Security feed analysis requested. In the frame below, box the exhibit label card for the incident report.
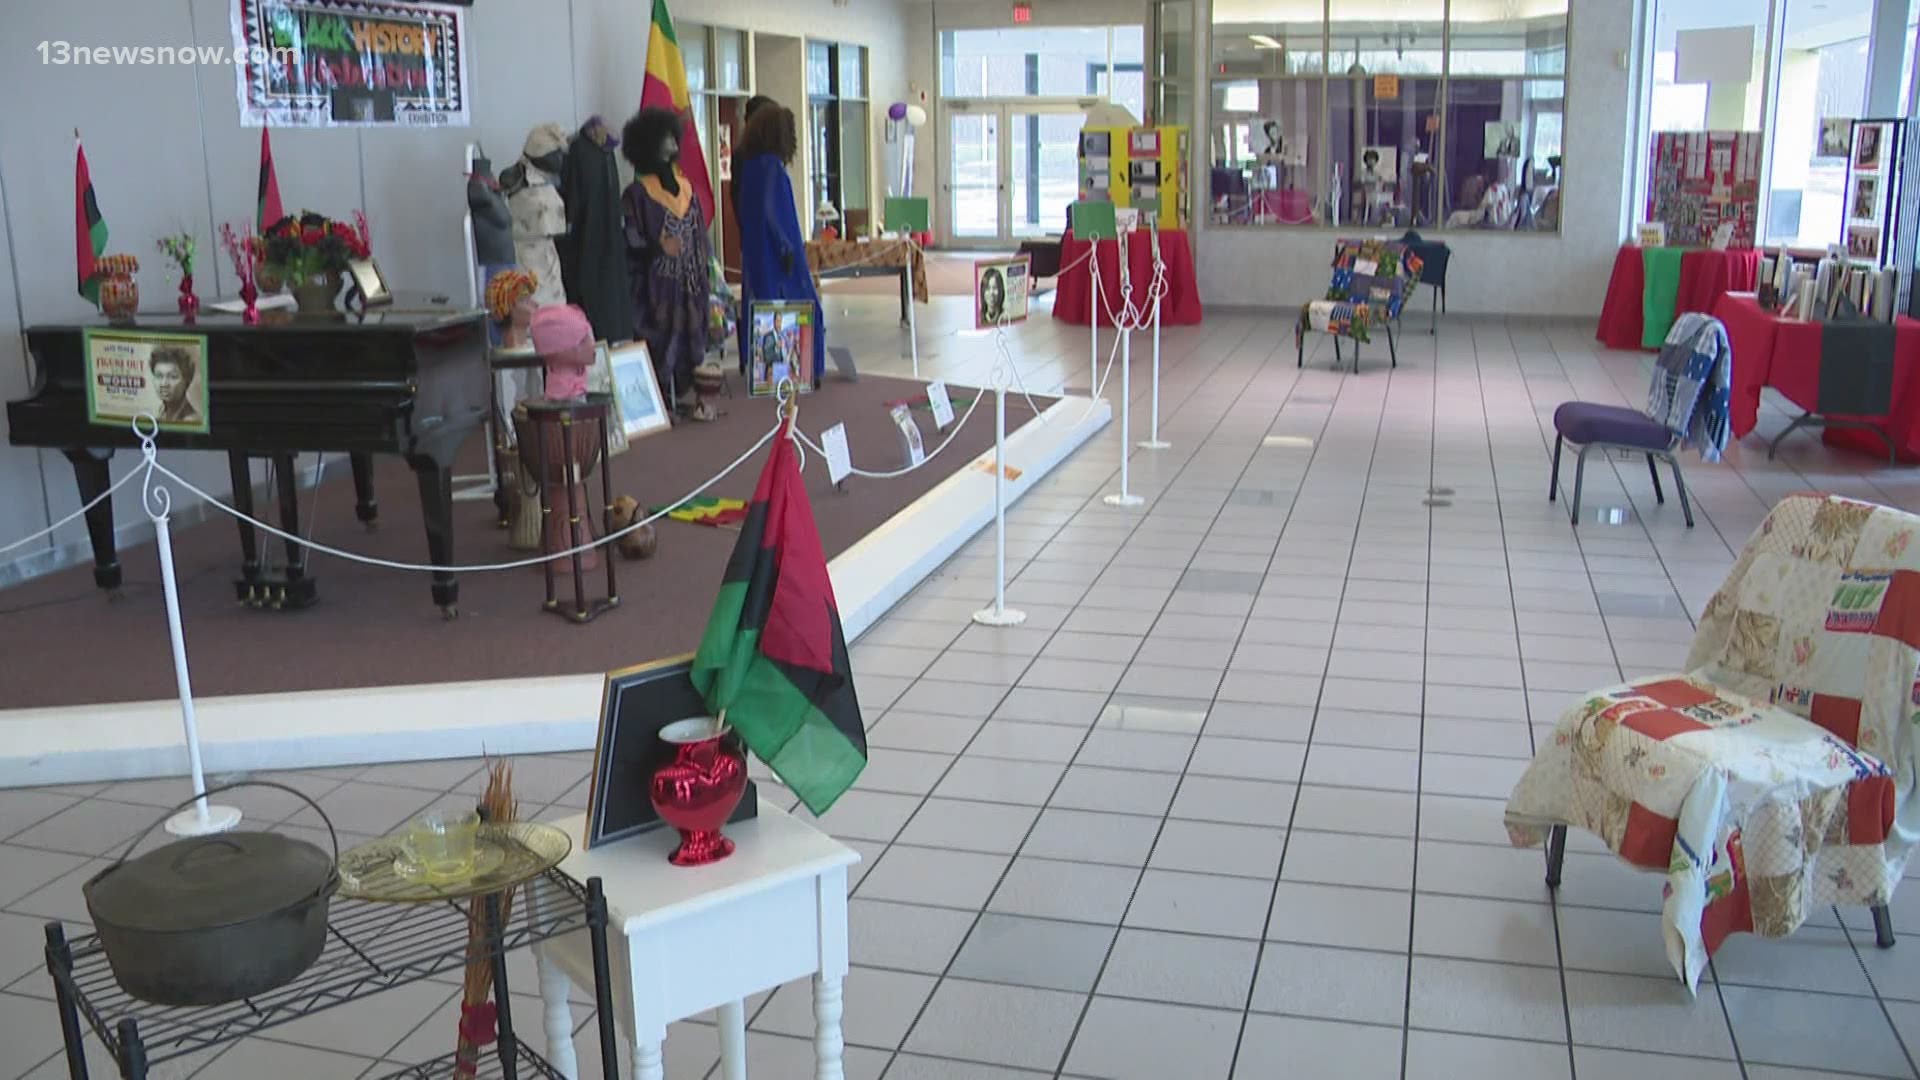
[822,423,852,485]
[926,380,956,429]
[84,328,211,434]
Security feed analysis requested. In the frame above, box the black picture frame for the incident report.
[584,653,759,850]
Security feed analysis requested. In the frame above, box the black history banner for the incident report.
[233,0,469,127]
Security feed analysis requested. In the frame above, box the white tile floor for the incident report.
[7,280,1920,1077]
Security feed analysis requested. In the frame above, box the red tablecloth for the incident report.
[1713,292,1920,460]
[1053,228,1204,328]
[1597,245,1762,350]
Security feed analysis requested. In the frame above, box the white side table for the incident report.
[532,804,860,1080]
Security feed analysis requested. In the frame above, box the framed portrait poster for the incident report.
[608,341,670,441]
[584,654,758,850]
[974,256,1032,329]
[84,328,211,434]
[748,301,817,397]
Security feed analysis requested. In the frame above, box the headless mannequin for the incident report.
[503,124,569,309]
[561,116,634,343]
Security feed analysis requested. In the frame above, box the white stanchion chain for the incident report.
[0,465,141,556]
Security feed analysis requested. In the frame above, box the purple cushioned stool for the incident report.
[1549,402,1694,528]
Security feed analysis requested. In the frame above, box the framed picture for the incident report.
[346,257,391,306]
[607,341,670,441]
[1484,120,1522,158]
[1820,117,1854,159]
[1636,221,1668,247]
[585,340,629,455]
[748,301,816,397]
[974,255,1032,330]
[1847,223,1883,262]
[583,654,758,850]
[1855,123,1885,171]
[83,328,210,434]
[1129,128,1160,156]
[1851,174,1881,221]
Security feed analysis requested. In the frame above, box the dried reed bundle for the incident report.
[453,758,518,1078]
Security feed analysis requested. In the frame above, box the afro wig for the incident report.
[622,108,684,175]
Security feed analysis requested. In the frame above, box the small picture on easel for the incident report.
[1855,123,1884,171]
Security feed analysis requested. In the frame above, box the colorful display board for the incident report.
[1078,125,1189,230]
[1842,118,1907,269]
[1645,131,1762,249]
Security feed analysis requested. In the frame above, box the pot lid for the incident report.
[85,831,336,934]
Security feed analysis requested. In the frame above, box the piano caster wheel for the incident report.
[104,588,126,604]
[440,605,459,620]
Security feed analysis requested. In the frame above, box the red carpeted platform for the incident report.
[0,371,1044,709]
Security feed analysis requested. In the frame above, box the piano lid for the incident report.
[26,291,483,336]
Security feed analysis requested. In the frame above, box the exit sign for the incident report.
[1012,2,1032,22]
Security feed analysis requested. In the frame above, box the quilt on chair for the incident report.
[1505,493,1920,990]
[1295,239,1422,346]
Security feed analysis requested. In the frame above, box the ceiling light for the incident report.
[1249,34,1285,49]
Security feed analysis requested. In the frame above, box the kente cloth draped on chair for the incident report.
[1295,238,1423,345]
[1505,494,1920,990]
[1645,312,1733,462]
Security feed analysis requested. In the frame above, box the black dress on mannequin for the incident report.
[559,116,634,343]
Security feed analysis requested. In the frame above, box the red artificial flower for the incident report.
[301,226,323,245]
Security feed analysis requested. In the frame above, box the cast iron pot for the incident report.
[82,781,339,1007]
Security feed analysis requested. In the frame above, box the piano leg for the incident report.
[349,452,379,530]
[227,452,262,604]
[272,453,316,610]
[62,448,121,593]
[412,458,460,617]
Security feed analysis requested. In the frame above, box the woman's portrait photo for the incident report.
[979,267,1006,326]
[973,257,1030,330]
[149,346,201,425]
[1856,124,1883,171]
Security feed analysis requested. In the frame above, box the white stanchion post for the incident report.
[1104,233,1144,509]
[1139,232,1170,451]
[1087,246,1098,396]
[907,279,921,379]
[135,420,240,837]
[972,363,1026,627]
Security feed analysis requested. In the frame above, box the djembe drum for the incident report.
[511,395,620,623]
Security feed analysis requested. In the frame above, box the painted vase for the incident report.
[98,275,138,322]
[648,718,747,866]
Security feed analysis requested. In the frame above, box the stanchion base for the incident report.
[972,606,1029,626]
[164,804,243,837]
[1103,493,1146,507]
[1137,439,1172,450]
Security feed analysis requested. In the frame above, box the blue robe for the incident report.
[734,153,824,383]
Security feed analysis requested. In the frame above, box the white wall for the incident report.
[0,0,908,583]
[1195,0,1643,315]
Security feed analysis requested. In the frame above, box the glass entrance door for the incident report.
[946,104,1088,245]
[1008,110,1086,239]
[948,108,1001,240]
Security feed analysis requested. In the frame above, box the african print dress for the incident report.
[623,168,711,397]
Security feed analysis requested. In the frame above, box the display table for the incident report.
[807,236,928,324]
[1053,228,1204,327]
[1712,292,1920,461]
[1597,245,1762,350]
[533,805,859,1080]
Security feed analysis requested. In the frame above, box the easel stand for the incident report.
[1103,231,1144,509]
[972,366,1027,627]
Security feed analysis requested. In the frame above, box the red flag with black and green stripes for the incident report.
[691,419,865,814]
[75,137,107,304]
[257,127,285,231]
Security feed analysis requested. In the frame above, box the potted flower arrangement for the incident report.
[261,210,371,314]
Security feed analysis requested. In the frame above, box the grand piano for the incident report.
[6,295,490,614]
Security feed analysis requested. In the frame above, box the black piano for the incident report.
[6,295,490,614]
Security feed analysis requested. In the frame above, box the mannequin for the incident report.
[560,116,634,343]
[468,153,516,267]
[486,269,540,350]
[502,124,569,308]
[532,303,595,400]
[622,107,714,420]
[733,103,824,385]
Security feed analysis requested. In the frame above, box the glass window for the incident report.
[842,101,870,216]
[1208,0,1567,232]
[1766,1,1874,247]
[1649,0,1769,134]
[941,26,1148,110]
[1156,0,1192,82]
[807,42,833,97]
[681,23,708,95]
[840,45,868,99]
[714,28,747,93]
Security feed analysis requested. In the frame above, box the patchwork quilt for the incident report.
[1646,312,1733,463]
[1506,493,1920,990]
[1296,239,1423,346]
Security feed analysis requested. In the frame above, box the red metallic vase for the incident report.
[649,718,747,866]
